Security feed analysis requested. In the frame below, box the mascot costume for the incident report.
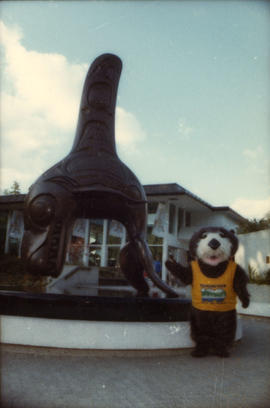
[166,227,250,357]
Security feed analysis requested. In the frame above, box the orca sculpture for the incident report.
[22,53,178,298]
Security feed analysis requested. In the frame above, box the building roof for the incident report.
[0,194,25,203]
[212,206,247,222]
[144,183,246,222]
[0,184,246,222]
[144,183,212,208]
[0,194,25,210]
[144,183,187,195]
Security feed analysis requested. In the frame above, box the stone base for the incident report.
[0,291,242,350]
[0,315,242,350]
[0,290,190,321]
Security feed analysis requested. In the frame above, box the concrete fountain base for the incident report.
[0,291,242,349]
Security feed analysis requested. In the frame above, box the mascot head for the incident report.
[189,227,238,266]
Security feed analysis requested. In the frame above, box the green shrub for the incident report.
[0,254,48,292]
[248,264,270,285]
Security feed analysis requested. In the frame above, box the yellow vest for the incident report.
[191,260,237,312]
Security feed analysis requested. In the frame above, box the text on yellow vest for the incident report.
[191,260,237,312]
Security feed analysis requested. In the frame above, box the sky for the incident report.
[0,0,269,220]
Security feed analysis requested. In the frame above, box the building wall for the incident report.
[191,212,239,231]
[176,212,240,249]
[1,203,244,282]
[235,229,270,277]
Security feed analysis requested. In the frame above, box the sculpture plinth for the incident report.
[21,53,178,298]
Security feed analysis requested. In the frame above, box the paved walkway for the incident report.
[1,315,270,408]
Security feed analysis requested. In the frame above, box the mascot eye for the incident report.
[201,233,207,239]
[29,195,55,227]
[219,232,226,238]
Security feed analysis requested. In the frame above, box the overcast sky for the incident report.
[0,1,269,219]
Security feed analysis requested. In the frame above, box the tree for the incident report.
[3,181,21,195]
[237,214,270,234]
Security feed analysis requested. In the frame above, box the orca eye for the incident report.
[29,195,55,227]
[219,232,226,238]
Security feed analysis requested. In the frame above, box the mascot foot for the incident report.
[191,347,209,358]
[214,347,230,358]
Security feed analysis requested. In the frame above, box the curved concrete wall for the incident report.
[0,315,242,349]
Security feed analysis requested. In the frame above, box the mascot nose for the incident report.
[208,238,220,250]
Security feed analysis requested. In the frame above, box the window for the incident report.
[67,218,127,272]
[147,226,163,245]
[107,220,124,245]
[169,204,176,234]
[67,218,102,266]
[88,246,101,266]
[177,208,184,232]
[88,220,103,266]
[185,212,191,227]
[108,247,121,267]
[147,226,163,276]
[89,219,103,245]
[0,211,8,254]
[148,201,159,214]
[106,220,125,271]
[68,235,84,265]
[6,210,24,256]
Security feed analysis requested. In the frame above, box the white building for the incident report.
[144,183,246,281]
[0,183,246,283]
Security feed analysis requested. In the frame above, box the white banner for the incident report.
[72,218,86,238]
[8,210,24,239]
[152,203,167,238]
[109,220,123,238]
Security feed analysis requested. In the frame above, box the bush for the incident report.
[0,254,48,292]
[248,264,270,285]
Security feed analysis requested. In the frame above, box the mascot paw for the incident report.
[242,299,250,309]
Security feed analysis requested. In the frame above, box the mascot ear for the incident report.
[228,229,239,257]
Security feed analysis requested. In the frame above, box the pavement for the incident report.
[1,315,270,408]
